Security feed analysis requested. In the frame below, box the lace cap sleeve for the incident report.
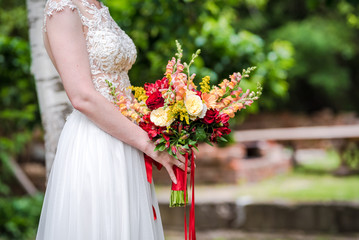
[43,0,79,32]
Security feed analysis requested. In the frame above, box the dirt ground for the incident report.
[165,230,359,240]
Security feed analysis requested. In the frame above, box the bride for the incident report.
[36,0,189,239]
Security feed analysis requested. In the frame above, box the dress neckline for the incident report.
[82,0,105,11]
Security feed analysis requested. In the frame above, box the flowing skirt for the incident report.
[36,110,164,240]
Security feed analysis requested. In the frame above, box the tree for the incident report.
[26,0,72,179]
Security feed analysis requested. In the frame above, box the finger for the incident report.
[175,160,191,172]
[176,152,186,164]
[175,160,184,170]
[165,164,177,184]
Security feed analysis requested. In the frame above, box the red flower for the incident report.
[171,146,177,154]
[139,121,157,140]
[163,134,170,142]
[148,129,158,139]
[203,109,219,124]
[146,91,165,110]
[195,90,202,97]
[218,126,231,135]
[144,77,169,96]
[210,126,231,142]
[216,113,230,124]
[142,114,151,123]
[139,117,165,140]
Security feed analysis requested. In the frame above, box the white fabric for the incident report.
[36,0,165,239]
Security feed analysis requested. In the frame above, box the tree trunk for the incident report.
[26,0,73,181]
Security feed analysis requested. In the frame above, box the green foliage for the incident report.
[0,6,28,39]
[338,0,359,29]
[0,1,40,201]
[270,17,356,111]
[0,35,39,161]
[104,0,294,113]
[0,36,38,134]
[0,194,43,240]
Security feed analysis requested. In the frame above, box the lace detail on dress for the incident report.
[43,0,137,102]
[43,0,77,32]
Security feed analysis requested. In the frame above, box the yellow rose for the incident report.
[150,107,175,127]
[184,94,203,117]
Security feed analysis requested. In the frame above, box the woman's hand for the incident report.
[145,143,191,184]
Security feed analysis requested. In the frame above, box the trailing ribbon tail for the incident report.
[189,151,196,240]
[144,154,162,221]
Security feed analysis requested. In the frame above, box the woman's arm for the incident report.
[45,8,187,183]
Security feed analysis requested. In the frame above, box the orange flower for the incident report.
[232,102,244,112]
[210,87,225,99]
[174,73,187,83]
[165,57,176,76]
[216,102,225,110]
[202,92,217,109]
[223,108,235,118]
[228,81,236,89]
[221,96,232,106]
[219,79,229,90]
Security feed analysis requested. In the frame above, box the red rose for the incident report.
[216,113,230,124]
[203,109,219,124]
[146,91,165,110]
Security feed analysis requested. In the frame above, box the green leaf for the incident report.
[188,139,197,145]
[205,139,214,146]
[183,144,190,149]
[154,144,161,152]
[218,136,228,142]
[159,144,166,152]
[196,127,207,142]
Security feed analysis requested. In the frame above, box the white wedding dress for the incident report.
[36,0,165,239]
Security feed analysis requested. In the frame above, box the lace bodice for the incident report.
[43,0,137,101]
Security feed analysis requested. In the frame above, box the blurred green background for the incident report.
[1,0,359,239]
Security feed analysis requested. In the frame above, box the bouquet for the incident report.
[109,41,262,239]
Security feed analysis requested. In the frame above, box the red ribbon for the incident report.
[183,152,188,240]
[152,206,157,220]
[144,154,162,221]
[179,151,196,240]
[189,152,196,240]
[144,154,162,184]
[171,163,187,191]
[144,152,196,239]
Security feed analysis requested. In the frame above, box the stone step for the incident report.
[165,229,359,240]
[158,199,359,233]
